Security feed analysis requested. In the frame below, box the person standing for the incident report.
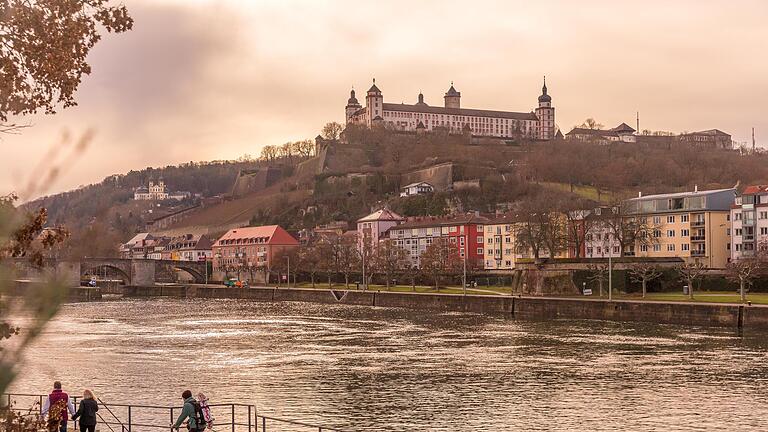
[41,381,76,432]
[171,390,206,432]
[72,389,99,432]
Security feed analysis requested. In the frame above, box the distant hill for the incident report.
[22,127,768,258]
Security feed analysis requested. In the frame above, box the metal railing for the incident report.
[2,393,342,432]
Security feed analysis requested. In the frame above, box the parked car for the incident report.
[224,279,248,288]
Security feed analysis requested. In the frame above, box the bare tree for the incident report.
[260,145,278,161]
[676,261,706,300]
[586,263,609,297]
[514,193,565,260]
[601,204,658,257]
[420,237,461,290]
[297,243,321,287]
[628,263,663,298]
[375,239,409,290]
[579,118,604,130]
[335,234,360,288]
[321,122,344,140]
[402,264,421,292]
[726,258,762,302]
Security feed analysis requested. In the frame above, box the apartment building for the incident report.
[482,215,518,270]
[357,208,405,249]
[387,214,489,268]
[625,188,735,268]
[212,225,299,274]
[730,185,768,260]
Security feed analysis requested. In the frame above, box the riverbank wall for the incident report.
[121,285,768,329]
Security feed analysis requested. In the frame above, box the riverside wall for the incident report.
[121,285,768,329]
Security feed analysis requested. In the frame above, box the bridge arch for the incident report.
[81,264,130,285]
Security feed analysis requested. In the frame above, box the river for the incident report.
[10,297,768,431]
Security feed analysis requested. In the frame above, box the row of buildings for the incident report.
[133,180,193,201]
[120,185,765,279]
[343,78,733,149]
[356,186,764,270]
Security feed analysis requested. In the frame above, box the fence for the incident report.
[2,393,342,432]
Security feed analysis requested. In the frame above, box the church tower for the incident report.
[535,76,555,140]
[345,88,362,124]
[444,82,461,109]
[365,79,383,127]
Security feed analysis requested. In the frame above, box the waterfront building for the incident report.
[387,214,488,268]
[730,185,768,260]
[345,78,556,140]
[211,225,299,274]
[166,234,214,262]
[482,215,518,270]
[357,208,405,248]
[625,187,735,268]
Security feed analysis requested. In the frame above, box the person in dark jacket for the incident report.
[72,389,99,432]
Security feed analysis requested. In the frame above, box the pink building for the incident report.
[357,208,405,248]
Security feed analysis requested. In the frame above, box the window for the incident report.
[735,212,742,220]
[681,229,689,237]
[681,214,689,222]
[477,248,483,254]
[477,236,483,243]
[613,246,620,254]
[761,227,768,236]
[487,238,493,244]
[667,230,675,237]
[653,216,661,224]
[736,228,743,236]
[487,249,493,255]
[653,230,662,238]
[640,245,648,252]
[682,244,690,251]
[667,216,675,223]
[653,244,661,252]
[587,247,593,255]
[667,244,676,252]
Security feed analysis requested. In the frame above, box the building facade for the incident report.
[134,180,169,200]
[730,185,768,260]
[387,215,488,268]
[166,234,214,261]
[211,225,299,275]
[357,208,405,248]
[345,78,555,140]
[625,188,735,268]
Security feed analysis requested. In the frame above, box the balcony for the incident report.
[743,219,756,226]
[690,235,706,242]
[691,250,706,256]
[743,235,755,242]
[691,221,706,227]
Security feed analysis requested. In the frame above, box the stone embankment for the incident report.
[115,285,768,330]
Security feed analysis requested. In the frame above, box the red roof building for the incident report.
[212,225,298,274]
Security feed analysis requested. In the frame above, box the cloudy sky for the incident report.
[2,0,767,199]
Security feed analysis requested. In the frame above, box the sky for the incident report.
[2,0,767,200]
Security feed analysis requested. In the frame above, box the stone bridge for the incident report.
[11,257,208,286]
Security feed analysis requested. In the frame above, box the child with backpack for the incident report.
[196,393,214,430]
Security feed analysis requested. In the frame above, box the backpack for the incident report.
[188,400,207,431]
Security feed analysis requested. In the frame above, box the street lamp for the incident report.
[462,234,467,295]
[608,235,613,302]
[284,254,291,288]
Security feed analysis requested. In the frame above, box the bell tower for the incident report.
[365,78,383,127]
[345,88,362,124]
[535,76,555,140]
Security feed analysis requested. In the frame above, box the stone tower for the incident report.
[345,88,362,124]
[444,82,461,109]
[365,79,383,127]
[535,76,555,140]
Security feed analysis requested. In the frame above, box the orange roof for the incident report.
[215,225,298,246]
[742,185,768,195]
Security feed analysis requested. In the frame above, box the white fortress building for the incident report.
[345,78,555,140]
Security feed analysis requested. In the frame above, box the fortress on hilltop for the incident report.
[344,77,556,140]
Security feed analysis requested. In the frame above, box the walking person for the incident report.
[171,390,207,432]
[40,381,76,432]
[72,389,99,432]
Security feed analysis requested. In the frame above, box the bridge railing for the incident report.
[2,393,343,432]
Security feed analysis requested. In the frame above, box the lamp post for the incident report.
[215,252,222,283]
[284,254,290,288]
[462,234,467,295]
[608,236,613,302]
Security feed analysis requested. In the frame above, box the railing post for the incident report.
[39,395,43,414]
[248,406,252,432]
[262,416,266,432]
[170,407,174,428]
[127,405,132,432]
[231,404,235,432]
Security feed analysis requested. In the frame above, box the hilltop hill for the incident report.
[20,126,768,257]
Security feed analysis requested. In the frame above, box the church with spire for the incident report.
[344,78,556,140]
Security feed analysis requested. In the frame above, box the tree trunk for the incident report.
[688,277,694,300]
[345,274,349,289]
[740,279,746,302]
[311,274,315,288]
[642,279,647,299]
[385,275,390,290]
[411,277,416,291]
[598,279,604,297]
[327,274,332,288]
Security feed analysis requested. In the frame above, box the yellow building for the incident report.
[483,216,518,270]
[625,188,735,268]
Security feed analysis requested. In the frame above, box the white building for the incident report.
[731,185,768,260]
[356,208,405,248]
[400,182,434,197]
[345,78,556,140]
[134,180,169,200]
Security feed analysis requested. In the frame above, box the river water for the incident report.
[10,298,768,431]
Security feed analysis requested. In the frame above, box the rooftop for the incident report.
[382,103,538,121]
[358,208,405,223]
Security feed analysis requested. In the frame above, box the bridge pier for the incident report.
[130,260,156,286]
